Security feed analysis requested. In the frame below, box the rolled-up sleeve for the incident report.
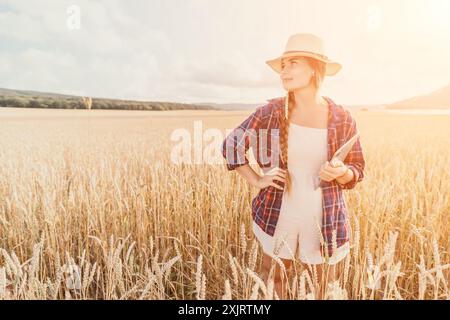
[222,107,263,171]
[337,111,365,190]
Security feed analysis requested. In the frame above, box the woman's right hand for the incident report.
[255,167,287,190]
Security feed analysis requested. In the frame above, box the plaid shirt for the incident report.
[222,96,365,259]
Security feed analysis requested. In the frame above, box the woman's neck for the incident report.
[292,87,326,111]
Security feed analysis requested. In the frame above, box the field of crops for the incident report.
[0,107,448,299]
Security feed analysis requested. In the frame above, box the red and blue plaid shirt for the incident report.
[222,96,366,259]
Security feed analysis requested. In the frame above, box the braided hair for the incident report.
[278,57,327,196]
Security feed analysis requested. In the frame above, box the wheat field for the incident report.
[0,107,448,300]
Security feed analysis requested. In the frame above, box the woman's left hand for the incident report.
[318,159,348,182]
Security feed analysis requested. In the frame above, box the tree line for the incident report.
[0,95,218,111]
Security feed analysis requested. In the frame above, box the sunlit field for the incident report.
[0,107,448,300]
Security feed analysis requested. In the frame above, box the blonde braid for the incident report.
[279,91,295,195]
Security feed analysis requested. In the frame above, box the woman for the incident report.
[222,33,365,299]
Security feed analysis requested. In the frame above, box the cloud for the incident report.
[0,0,170,99]
[0,0,285,104]
[0,0,449,105]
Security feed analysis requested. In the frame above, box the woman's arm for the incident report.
[318,110,365,189]
[222,105,286,190]
[222,107,262,171]
[335,165,354,185]
[318,159,354,185]
[235,164,261,188]
[235,165,286,190]
[336,110,365,189]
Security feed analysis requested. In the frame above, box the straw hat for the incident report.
[266,33,342,76]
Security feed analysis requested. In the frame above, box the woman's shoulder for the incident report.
[330,100,359,135]
[340,105,357,126]
[328,98,356,124]
[253,96,284,121]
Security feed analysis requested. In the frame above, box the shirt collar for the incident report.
[267,95,338,128]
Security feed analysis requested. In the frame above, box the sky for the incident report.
[0,0,449,105]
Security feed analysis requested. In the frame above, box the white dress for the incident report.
[252,123,350,265]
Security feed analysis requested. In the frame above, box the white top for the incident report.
[252,123,349,264]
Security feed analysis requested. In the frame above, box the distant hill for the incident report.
[0,87,75,99]
[386,84,450,109]
[197,102,261,110]
[0,87,219,111]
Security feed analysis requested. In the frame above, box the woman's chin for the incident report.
[282,82,308,91]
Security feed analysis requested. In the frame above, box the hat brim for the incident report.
[266,51,342,76]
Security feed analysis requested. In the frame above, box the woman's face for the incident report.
[280,56,314,91]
